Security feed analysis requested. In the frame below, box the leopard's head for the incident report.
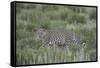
[34,28,46,41]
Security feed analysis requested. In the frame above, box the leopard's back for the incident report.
[44,30,80,46]
[35,29,80,47]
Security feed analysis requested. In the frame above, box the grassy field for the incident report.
[16,3,97,65]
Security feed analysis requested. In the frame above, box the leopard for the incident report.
[34,28,80,48]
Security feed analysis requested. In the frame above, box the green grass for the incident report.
[16,3,97,65]
[16,43,96,65]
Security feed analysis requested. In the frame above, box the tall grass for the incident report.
[16,43,96,65]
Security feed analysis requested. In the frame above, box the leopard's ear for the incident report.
[33,27,46,34]
[33,27,40,32]
[39,28,46,31]
[40,28,46,32]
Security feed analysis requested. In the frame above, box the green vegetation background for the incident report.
[16,3,97,65]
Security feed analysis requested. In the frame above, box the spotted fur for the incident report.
[35,29,80,47]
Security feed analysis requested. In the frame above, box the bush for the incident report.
[68,13,86,24]
[89,10,96,20]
